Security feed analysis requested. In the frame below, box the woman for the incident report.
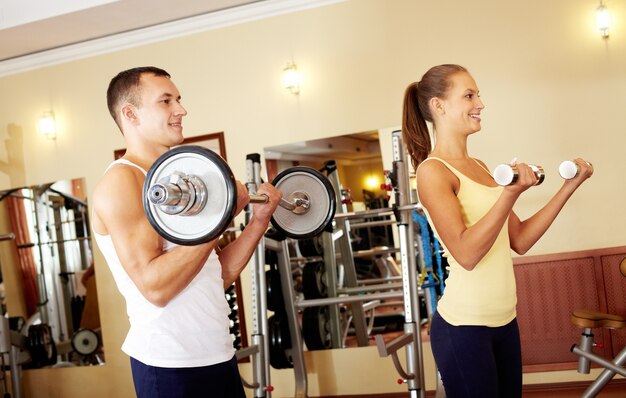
[403,64,593,397]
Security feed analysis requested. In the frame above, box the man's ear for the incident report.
[121,104,138,123]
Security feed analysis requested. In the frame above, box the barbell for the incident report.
[142,145,336,245]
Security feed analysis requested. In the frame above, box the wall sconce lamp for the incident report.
[365,175,381,190]
[38,111,57,139]
[596,1,611,38]
[282,62,301,95]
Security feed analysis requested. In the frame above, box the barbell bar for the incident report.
[142,145,336,245]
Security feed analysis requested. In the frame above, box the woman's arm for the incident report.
[418,160,535,270]
[507,158,593,254]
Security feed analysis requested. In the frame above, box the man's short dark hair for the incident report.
[106,66,170,130]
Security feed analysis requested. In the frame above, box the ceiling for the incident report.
[264,131,382,164]
[0,0,262,62]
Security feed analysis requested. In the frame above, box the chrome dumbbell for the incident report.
[559,160,593,179]
[493,163,545,186]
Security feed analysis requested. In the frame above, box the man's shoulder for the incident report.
[93,163,143,202]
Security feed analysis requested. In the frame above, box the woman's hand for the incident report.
[504,160,538,195]
[565,158,594,187]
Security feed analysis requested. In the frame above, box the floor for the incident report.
[521,382,626,397]
[341,314,626,397]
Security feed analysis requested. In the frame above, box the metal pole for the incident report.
[324,161,369,346]
[572,345,626,398]
[245,153,270,397]
[31,190,50,325]
[321,230,343,348]
[392,130,425,397]
[10,345,22,398]
[266,238,308,398]
[297,291,404,308]
[0,233,15,241]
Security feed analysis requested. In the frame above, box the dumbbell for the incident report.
[558,160,592,180]
[142,145,336,245]
[493,163,545,186]
[494,159,593,186]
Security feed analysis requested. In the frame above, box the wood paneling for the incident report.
[513,246,626,372]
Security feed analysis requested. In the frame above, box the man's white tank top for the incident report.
[93,159,234,367]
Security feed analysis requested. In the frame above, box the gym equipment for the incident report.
[322,160,370,348]
[302,262,327,299]
[559,160,580,179]
[374,130,426,398]
[143,145,336,245]
[413,211,444,319]
[0,233,15,242]
[234,153,273,397]
[570,257,626,397]
[24,324,57,369]
[225,285,242,350]
[268,314,292,369]
[559,159,592,180]
[271,166,335,239]
[258,140,431,397]
[302,307,331,350]
[70,328,100,357]
[493,162,545,186]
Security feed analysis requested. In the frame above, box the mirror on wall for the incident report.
[0,177,104,368]
[263,131,413,350]
[264,131,387,211]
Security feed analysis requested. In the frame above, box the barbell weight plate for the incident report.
[298,237,323,257]
[302,306,332,350]
[270,167,336,239]
[71,328,100,356]
[27,324,57,368]
[143,145,237,245]
[302,261,327,299]
[268,314,293,369]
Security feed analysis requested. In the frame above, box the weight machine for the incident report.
[248,130,433,397]
[373,130,425,397]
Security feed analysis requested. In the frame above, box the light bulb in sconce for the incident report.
[282,62,301,95]
[365,175,381,190]
[596,1,610,38]
[38,111,57,139]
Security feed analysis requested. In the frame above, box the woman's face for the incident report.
[439,71,485,134]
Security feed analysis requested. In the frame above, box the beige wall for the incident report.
[0,0,624,396]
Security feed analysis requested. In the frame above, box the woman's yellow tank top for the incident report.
[419,157,517,327]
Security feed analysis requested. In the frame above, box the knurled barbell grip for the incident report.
[249,194,269,204]
[249,194,309,212]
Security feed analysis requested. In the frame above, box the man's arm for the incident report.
[218,182,282,288]
[92,165,219,307]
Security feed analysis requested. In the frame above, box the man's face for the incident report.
[133,73,187,147]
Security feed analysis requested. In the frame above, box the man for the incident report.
[92,66,281,397]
